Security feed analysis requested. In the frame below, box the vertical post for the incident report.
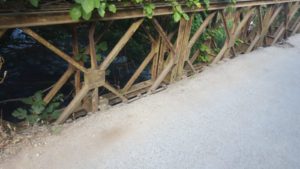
[170,18,189,82]
[149,18,177,93]
[89,23,99,112]
[176,14,194,80]
[154,31,176,81]
[89,23,98,69]
[91,87,99,112]
[263,6,272,46]
[256,6,264,44]
[151,38,161,81]
[72,26,82,94]
[220,10,236,57]
[157,37,165,78]
[284,3,290,39]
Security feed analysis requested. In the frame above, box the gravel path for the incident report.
[1,35,300,169]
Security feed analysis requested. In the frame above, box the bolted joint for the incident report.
[84,69,105,89]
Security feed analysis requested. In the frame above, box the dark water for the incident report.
[0,25,151,122]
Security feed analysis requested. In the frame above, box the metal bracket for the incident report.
[84,69,105,89]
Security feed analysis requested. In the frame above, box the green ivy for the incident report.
[30,0,39,7]
[23,0,211,22]
[12,91,64,125]
[10,0,241,22]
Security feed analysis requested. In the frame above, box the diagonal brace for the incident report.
[21,28,88,73]
[100,19,144,71]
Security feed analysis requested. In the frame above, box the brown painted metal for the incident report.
[292,21,300,35]
[43,66,75,104]
[100,19,144,71]
[56,85,90,124]
[71,25,82,94]
[88,23,99,112]
[70,2,300,122]
[21,28,88,73]
[55,20,146,123]
[0,0,299,29]
[272,2,300,44]
[122,42,158,93]
[1,1,299,123]
[246,5,284,53]
[148,18,179,92]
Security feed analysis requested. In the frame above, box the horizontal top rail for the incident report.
[0,0,299,29]
[0,1,260,13]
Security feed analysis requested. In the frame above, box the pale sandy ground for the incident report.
[1,35,300,169]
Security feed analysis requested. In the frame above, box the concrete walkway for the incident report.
[1,35,300,169]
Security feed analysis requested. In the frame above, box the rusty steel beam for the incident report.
[2,0,299,124]
[0,0,299,29]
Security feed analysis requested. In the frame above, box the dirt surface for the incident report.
[1,35,300,169]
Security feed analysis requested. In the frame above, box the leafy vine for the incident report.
[69,0,207,22]
[23,0,211,22]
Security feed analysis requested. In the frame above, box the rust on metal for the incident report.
[0,0,299,123]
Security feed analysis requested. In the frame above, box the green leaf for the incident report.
[82,0,95,14]
[175,5,183,13]
[74,53,82,61]
[75,53,89,62]
[144,3,155,18]
[82,10,92,20]
[96,54,102,62]
[82,54,89,62]
[53,94,64,102]
[12,108,27,120]
[182,13,190,21]
[12,91,63,124]
[97,7,106,17]
[45,104,54,114]
[31,104,45,115]
[50,110,61,120]
[194,2,202,8]
[70,5,82,21]
[21,97,33,105]
[26,115,40,125]
[173,12,181,22]
[94,0,100,8]
[200,44,209,52]
[30,0,39,7]
[203,0,210,8]
[96,41,108,51]
[97,3,106,17]
[108,4,117,13]
[33,91,43,101]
